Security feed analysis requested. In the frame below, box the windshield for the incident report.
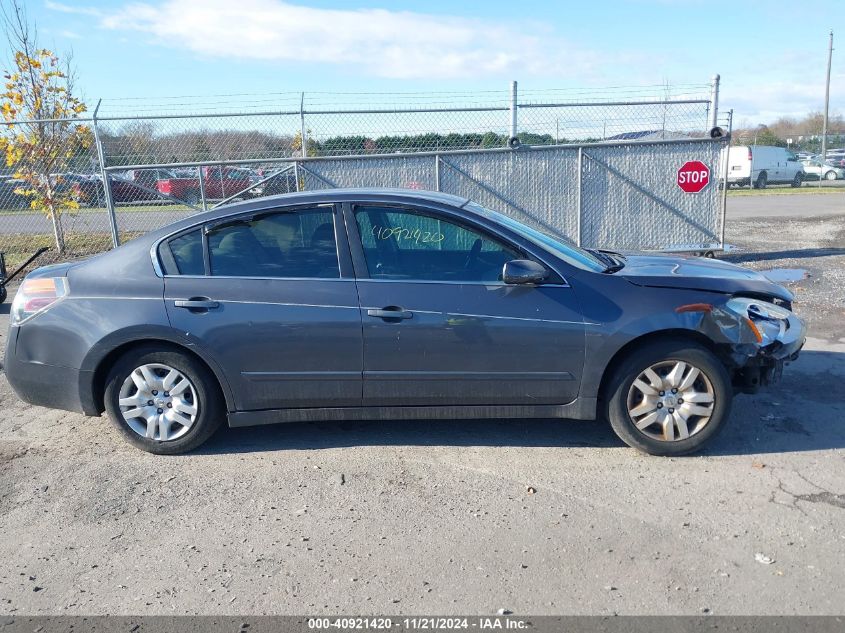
[464,201,606,272]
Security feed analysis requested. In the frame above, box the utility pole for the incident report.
[821,31,834,160]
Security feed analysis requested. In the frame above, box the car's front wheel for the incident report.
[104,346,224,454]
[604,340,732,456]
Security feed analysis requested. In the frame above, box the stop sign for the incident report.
[677,160,710,193]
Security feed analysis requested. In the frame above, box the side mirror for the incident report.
[502,259,548,285]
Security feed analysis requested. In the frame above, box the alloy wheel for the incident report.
[626,360,715,442]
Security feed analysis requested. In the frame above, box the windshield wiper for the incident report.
[586,248,625,272]
[586,248,613,265]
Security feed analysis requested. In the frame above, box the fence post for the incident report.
[91,99,120,248]
[197,165,208,210]
[576,146,583,247]
[719,109,733,249]
[434,155,440,191]
[708,74,720,130]
[509,81,518,142]
[300,92,307,158]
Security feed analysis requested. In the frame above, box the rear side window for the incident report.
[168,229,204,275]
[207,208,339,278]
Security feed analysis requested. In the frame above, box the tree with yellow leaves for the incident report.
[291,129,318,157]
[0,0,92,253]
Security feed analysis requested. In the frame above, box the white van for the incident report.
[722,145,803,188]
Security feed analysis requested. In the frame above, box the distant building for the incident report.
[604,130,691,142]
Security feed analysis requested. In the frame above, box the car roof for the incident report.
[196,187,470,222]
[242,187,471,208]
[141,188,473,243]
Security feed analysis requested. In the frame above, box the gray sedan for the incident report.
[4,189,805,455]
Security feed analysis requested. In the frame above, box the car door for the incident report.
[345,202,586,407]
[162,203,363,412]
[784,150,800,181]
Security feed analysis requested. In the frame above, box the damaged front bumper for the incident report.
[691,303,807,394]
[729,312,806,393]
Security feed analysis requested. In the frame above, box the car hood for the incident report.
[616,254,794,302]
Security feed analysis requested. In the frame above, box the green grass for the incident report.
[0,232,142,272]
[727,186,845,196]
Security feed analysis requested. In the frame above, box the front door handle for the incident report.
[174,298,220,311]
[367,307,413,320]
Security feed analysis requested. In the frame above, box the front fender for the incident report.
[570,275,746,399]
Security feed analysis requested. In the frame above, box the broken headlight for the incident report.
[725,297,790,345]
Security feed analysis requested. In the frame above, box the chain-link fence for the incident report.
[0,79,724,274]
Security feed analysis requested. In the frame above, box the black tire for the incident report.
[604,339,732,456]
[791,172,803,188]
[0,285,6,304]
[183,190,200,206]
[754,172,768,189]
[103,345,225,454]
[825,170,837,181]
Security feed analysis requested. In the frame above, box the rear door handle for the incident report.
[367,307,413,320]
[174,298,220,311]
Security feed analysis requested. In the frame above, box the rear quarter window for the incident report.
[166,229,204,275]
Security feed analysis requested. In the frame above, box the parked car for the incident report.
[722,145,803,188]
[800,158,845,181]
[4,189,806,456]
[157,166,253,205]
[0,177,31,209]
[822,151,845,168]
[72,169,176,205]
[51,172,94,195]
[1,173,96,208]
[72,167,253,206]
[248,167,298,197]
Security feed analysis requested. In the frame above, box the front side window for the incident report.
[208,208,339,278]
[354,206,520,282]
[463,201,606,272]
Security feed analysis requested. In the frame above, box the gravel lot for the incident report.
[0,195,843,616]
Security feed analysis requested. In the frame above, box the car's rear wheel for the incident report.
[604,340,732,456]
[104,346,224,454]
[825,170,837,181]
[754,172,768,189]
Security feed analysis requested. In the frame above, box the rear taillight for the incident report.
[748,148,753,161]
[10,277,69,325]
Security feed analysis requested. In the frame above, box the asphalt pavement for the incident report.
[727,192,845,219]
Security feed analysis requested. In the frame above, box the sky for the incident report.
[16,0,845,128]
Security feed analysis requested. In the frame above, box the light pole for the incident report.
[821,31,834,161]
